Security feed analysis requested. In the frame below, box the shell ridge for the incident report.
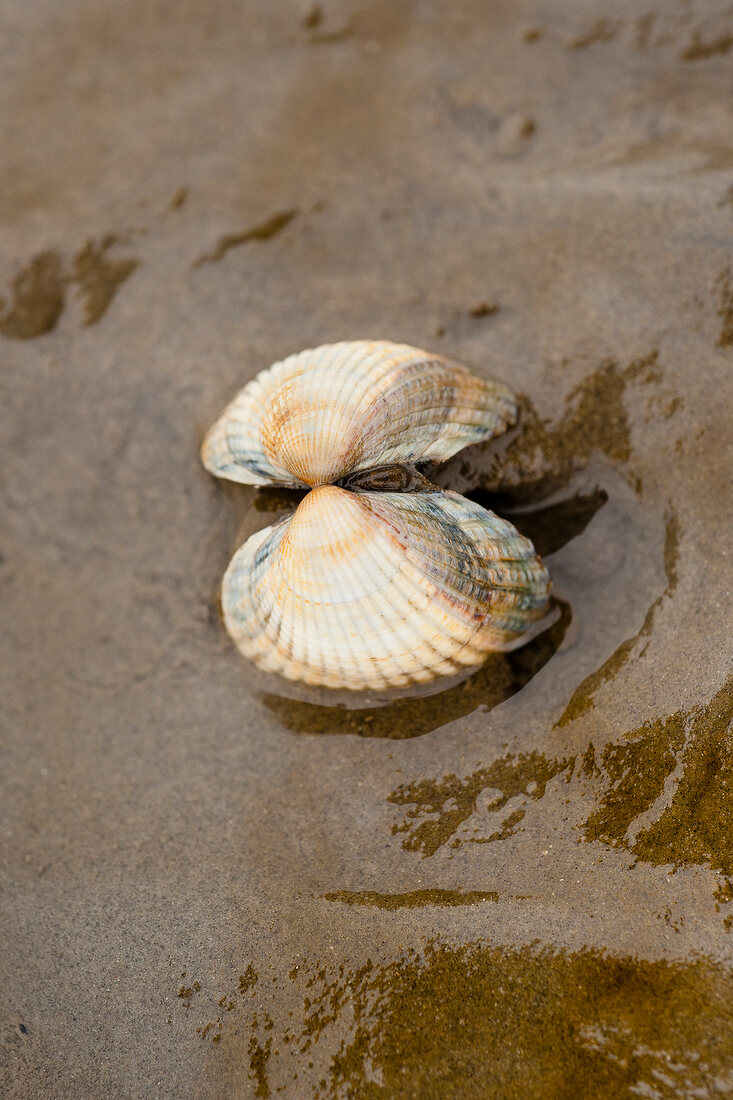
[360,492,494,609]
[350,492,493,673]
[317,491,425,686]
[312,489,478,683]
[359,489,551,650]
[295,490,374,685]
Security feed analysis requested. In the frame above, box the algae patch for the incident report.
[384,676,732,877]
[238,963,259,994]
[72,235,139,325]
[583,676,733,875]
[248,1030,273,1098]
[630,677,733,874]
[174,962,275,1095]
[173,937,733,1097]
[443,352,663,502]
[324,889,500,909]
[193,209,298,268]
[583,716,687,846]
[0,250,65,339]
[322,942,733,1099]
[390,750,575,857]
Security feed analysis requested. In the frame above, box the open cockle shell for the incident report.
[201,340,517,488]
[202,339,551,691]
[222,486,551,691]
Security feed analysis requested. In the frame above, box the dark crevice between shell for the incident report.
[250,463,438,513]
[337,463,439,493]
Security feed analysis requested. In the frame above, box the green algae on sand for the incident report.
[324,942,733,1099]
[323,889,500,909]
[389,749,575,857]
[583,675,733,876]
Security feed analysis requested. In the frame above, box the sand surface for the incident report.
[1,1,732,1096]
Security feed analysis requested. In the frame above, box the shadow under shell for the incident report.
[259,597,572,739]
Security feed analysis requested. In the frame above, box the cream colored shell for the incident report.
[222,486,550,690]
[203,339,551,691]
[201,340,517,488]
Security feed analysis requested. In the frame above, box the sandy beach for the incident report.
[1,1,732,1095]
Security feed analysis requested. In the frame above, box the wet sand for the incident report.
[1,1,732,1096]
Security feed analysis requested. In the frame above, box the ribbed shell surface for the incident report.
[222,486,550,690]
[201,341,517,488]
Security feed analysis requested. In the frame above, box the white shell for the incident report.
[201,340,516,488]
[221,485,550,690]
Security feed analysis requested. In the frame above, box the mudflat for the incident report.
[1,1,732,1096]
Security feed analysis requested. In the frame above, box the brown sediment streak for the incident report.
[0,235,139,339]
[324,889,501,908]
[716,268,733,348]
[167,185,188,210]
[469,301,500,318]
[307,21,353,44]
[680,31,733,61]
[0,250,65,339]
[569,18,619,49]
[193,209,298,267]
[72,235,139,325]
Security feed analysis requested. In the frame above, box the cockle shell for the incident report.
[222,485,550,689]
[201,340,517,488]
[202,340,551,691]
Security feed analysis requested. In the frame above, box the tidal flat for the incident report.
[1,1,732,1096]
